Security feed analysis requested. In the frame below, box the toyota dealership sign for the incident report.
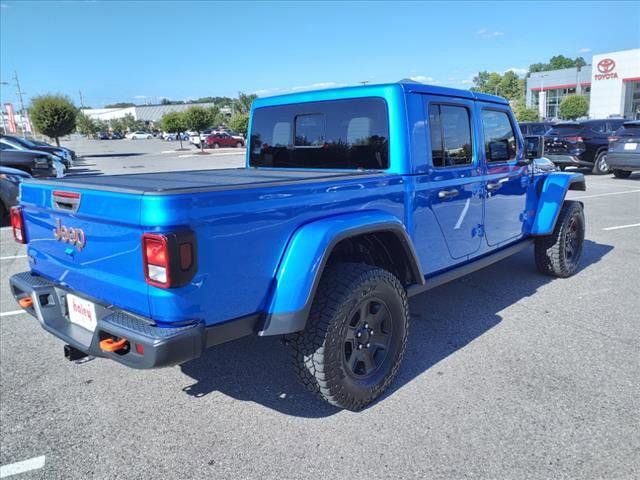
[595,58,618,80]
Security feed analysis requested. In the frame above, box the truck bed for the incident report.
[28,168,378,195]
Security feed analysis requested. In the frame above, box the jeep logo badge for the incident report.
[53,218,86,251]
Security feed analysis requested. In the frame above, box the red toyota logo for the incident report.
[597,58,616,74]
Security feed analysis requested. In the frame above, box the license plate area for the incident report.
[624,142,637,150]
[67,294,97,332]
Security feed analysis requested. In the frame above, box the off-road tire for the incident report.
[592,150,609,175]
[288,263,409,411]
[535,200,585,278]
[613,169,632,179]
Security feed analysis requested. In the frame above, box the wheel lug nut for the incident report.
[369,330,374,335]
[366,343,371,348]
[358,344,363,349]
[364,323,369,328]
[356,332,362,338]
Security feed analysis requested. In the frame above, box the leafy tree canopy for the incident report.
[529,55,587,73]
[29,94,77,146]
[228,113,249,137]
[559,95,589,120]
[104,102,135,108]
[160,111,187,133]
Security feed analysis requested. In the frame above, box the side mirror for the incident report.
[524,135,544,161]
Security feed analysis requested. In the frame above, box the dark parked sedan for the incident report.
[608,121,640,178]
[0,166,31,225]
[544,119,625,174]
[0,144,63,178]
[0,134,75,168]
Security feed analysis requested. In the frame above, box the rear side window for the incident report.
[428,104,473,167]
[249,98,389,169]
[481,110,517,162]
[616,123,640,137]
[530,124,548,135]
[548,125,582,136]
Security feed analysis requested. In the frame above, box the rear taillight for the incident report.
[10,207,26,244]
[565,136,584,143]
[608,136,618,143]
[142,231,196,288]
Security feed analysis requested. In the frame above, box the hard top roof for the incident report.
[252,80,509,108]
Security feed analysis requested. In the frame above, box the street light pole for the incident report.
[540,73,549,119]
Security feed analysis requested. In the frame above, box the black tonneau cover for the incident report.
[25,168,381,195]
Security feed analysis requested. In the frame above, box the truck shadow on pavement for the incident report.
[179,240,612,417]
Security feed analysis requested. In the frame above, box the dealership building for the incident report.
[82,103,232,124]
[526,48,640,120]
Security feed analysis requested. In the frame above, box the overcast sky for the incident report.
[1,0,638,108]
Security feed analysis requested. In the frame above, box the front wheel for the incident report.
[236,141,243,148]
[288,263,409,411]
[535,200,585,278]
[212,143,220,149]
[613,169,632,179]
[592,151,609,175]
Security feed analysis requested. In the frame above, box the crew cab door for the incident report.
[416,98,484,260]
[479,106,529,246]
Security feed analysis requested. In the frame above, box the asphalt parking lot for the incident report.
[0,139,639,479]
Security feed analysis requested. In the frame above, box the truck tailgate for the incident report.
[19,181,150,318]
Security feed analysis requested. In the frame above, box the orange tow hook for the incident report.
[99,337,129,352]
[18,297,33,308]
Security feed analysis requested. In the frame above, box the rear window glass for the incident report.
[249,98,389,169]
[529,124,549,135]
[548,124,582,136]
[616,123,640,137]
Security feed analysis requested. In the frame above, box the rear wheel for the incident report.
[592,150,609,175]
[288,263,409,411]
[212,143,220,149]
[559,165,566,171]
[236,141,243,148]
[535,200,585,278]
[613,169,632,179]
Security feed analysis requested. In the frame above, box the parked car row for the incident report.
[0,166,31,225]
[1,134,75,169]
[95,131,124,140]
[188,129,245,148]
[518,119,634,176]
[607,120,640,178]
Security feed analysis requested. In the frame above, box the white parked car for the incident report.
[162,132,189,141]
[126,131,153,140]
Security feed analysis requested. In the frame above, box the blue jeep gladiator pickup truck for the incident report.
[9,82,586,410]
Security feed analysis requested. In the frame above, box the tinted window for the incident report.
[250,98,388,169]
[530,124,548,135]
[590,122,606,133]
[481,110,517,162]
[428,104,473,167]
[548,124,582,136]
[616,123,640,137]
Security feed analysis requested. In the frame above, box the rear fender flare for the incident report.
[530,172,586,236]
[259,211,423,336]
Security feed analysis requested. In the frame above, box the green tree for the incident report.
[110,118,125,134]
[104,102,135,108]
[76,111,98,137]
[183,106,216,152]
[559,95,589,120]
[121,113,144,132]
[529,55,588,73]
[513,99,540,122]
[29,94,77,146]
[234,92,257,114]
[160,111,188,149]
[228,113,249,137]
[498,71,524,100]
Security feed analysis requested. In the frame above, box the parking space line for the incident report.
[0,255,27,261]
[602,223,640,231]
[572,189,640,200]
[0,310,25,318]
[0,455,45,478]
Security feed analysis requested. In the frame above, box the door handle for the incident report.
[438,189,459,199]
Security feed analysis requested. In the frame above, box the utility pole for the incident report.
[79,90,85,109]
[13,71,27,137]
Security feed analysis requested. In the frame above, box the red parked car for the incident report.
[205,132,245,149]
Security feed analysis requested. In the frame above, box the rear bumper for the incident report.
[546,154,592,167]
[10,271,258,369]
[607,153,640,171]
